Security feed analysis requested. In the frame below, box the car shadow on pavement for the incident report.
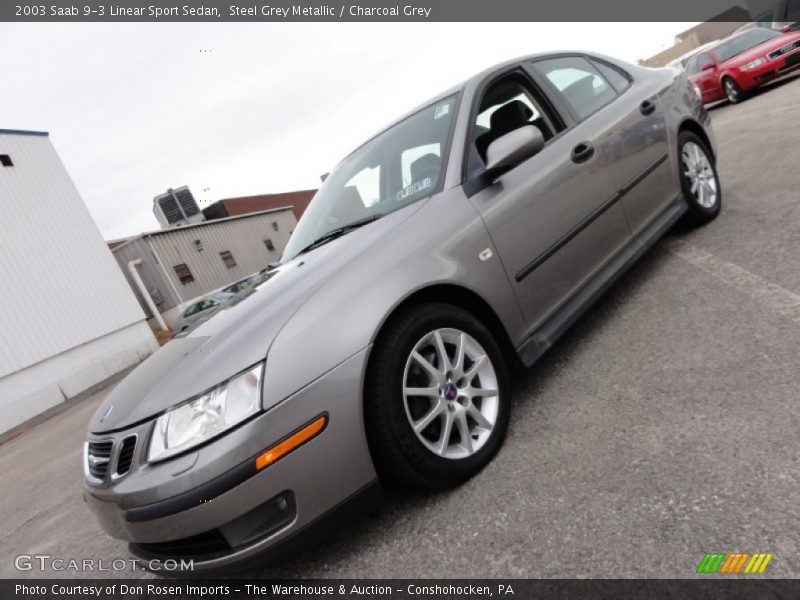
[707,71,800,111]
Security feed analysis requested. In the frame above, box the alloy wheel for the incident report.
[402,328,499,460]
[724,79,739,103]
[681,141,718,209]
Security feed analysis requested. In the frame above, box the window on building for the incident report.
[0,155,13,167]
[271,221,279,231]
[264,239,276,252]
[220,250,237,268]
[173,263,194,285]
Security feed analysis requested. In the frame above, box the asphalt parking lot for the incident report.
[2,74,799,580]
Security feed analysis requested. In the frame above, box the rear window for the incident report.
[534,56,618,121]
[590,59,631,93]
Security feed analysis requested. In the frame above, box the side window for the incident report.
[590,59,631,93]
[689,53,712,76]
[686,56,698,76]
[470,75,561,170]
[534,56,618,120]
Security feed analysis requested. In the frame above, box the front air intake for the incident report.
[86,440,113,481]
[115,436,137,477]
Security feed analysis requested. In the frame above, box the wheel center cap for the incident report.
[443,383,458,401]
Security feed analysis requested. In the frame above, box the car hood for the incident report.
[88,203,422,434]
[723,33,800,65]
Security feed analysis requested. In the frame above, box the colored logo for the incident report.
[696,552,773,574]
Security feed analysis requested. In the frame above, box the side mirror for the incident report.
[780,24,792,33]
[701,61,715,71]
[485,125,545,179]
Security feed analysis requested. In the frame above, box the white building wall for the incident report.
[0,130,158,433]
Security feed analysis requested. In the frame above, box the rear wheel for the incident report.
[723,77,744,104]
[679,131,721,227]
[365,303,510,489]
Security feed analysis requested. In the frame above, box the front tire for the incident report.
[679,131,721,227]
[365,303,510,490]
[723,77,745,104]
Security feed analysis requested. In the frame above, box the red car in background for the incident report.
[687,27,800,104]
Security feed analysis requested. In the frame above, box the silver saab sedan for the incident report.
[84,52,720,573]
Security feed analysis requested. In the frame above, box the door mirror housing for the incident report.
[484,125,545,180]
[701,61,715,71]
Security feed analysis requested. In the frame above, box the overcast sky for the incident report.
[0,23,693,240]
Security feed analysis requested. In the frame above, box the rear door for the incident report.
[464,66,630,334]
[576,57,675,236]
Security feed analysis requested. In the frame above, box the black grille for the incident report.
[769,42,798,60]
[87,440,113,480]
[115,436,137,477]
[780,52,800,71]
[131,529,230,560]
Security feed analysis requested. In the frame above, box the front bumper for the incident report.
[738,49,800,89]
[83,348,380,572]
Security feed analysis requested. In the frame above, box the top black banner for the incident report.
[0,0,793,22]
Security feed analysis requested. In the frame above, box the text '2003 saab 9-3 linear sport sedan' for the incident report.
[84,51,720,574]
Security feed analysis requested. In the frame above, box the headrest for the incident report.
[410,153,441,183]
[489,100,533,136]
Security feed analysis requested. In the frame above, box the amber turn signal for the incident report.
[255,415,327,471]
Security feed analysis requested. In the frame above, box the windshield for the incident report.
[714,29,781,62]
[281,94,458,261]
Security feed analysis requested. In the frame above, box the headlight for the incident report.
[148,363,263,462]
[741,58,766,71]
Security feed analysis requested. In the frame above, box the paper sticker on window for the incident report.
[397,177,432,201]
[434,103,450,120]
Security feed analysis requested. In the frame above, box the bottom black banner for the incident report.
[3,580,799,600]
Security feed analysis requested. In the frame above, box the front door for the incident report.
[465,67,631,335]
[584,58,675,236]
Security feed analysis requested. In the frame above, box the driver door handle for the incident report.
[571,142,594,164]
[640,100,656,116]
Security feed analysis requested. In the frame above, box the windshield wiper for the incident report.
[295,214,383,257]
